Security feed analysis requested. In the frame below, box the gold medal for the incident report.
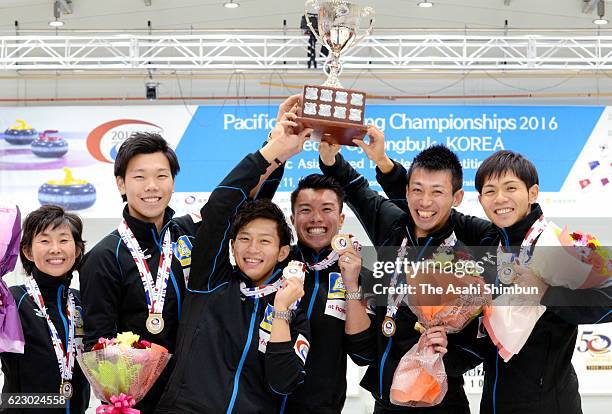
[331,234,350,254]
[146,313,164,334]
[382,316,396,337]
[60,381,73,399]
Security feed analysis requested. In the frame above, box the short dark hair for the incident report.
[114,132,180,202]
[407,145,463,193]
[230,200,293,247]
[19,205,85,276]
[290,174,344,212]
[475,150,539,194]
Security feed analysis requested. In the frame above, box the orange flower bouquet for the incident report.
[390,252,488,407]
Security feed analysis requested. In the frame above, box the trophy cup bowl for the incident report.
[296,0,374,146]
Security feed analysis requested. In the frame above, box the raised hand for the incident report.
[319,140,341,166]
[270,94,303,142]
[338,248,361,292]
[274,277,305,310]
[353,125,394,173]
[276,94,301,122]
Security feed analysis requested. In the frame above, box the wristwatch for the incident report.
[272,309,293,323]
[344,286,363,300]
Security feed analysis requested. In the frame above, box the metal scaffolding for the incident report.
[3,32,612,71]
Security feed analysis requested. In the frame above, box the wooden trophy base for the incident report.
[296,117,367,146]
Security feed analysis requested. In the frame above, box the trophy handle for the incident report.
[304,0,324,45]
[352,6,375,50]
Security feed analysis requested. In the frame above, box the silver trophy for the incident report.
[305,0,374,88]
[297,0,375,146]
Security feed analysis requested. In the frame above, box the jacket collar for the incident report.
[295,241,333,264]
[405,210,455,247]
[495,203,544,246]
[121,205,175,243]
[31,268,70,300]
[234,267,283,288]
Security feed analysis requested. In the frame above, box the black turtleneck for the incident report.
[295,241,332,264]
[122,205,175,245]
[494,203,544,247]
[406,210,456,247]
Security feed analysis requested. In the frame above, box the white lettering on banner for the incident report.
[302,140,319,152]
[223,113,276,131]
[298,158,319,169]
[364,117,386,131]
[388,113,518,133]
[446,136,505,152]
[385,137,436,154]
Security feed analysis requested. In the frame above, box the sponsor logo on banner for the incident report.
[293,334,310,364]
[86,119,162,163]
[173,235,193,267]
[325,272,347,321]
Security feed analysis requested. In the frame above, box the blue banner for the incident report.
[175,105,605,192]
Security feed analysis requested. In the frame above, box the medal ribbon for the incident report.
[385,231,458,319]
[240,278,285,299]
[240,276,301,310]
[498,215,548,263]
[24,277,75,382]
[304,235,362,271]
[118,219,173,315]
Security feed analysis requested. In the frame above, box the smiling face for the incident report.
[406,168,464,238]
[24,224,78,277]
[116,152,174,231]
[231,218,290,285]
[478,171,539,228]
[291,188,345,253]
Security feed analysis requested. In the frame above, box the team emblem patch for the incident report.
[325,272,347,321]
[327,272,346,300]
[75,305,84,336]
[172,236,193,267]
[259,303,274,333]
[293,334,310,364]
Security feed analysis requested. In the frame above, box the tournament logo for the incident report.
[173,236,193,267]
[576,329,612,371]
[86,119,162,163]
[328,272,346,300]
[293,334,310,364]
[577,330,611,355]
[260,304,274,333]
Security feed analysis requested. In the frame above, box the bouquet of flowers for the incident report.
[0,203,25,354]
[390,250,488,407]
[77,332,171,413]
[484,223,611,362]
[530,224,611,289]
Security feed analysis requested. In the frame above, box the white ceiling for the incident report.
[5,0,612,104]
[0,0,611,32]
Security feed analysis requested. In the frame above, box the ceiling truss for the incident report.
[3,33,612,71]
